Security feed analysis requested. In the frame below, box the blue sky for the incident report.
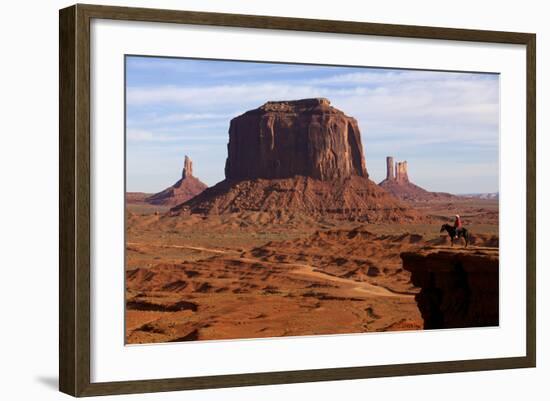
[126,56,499,194]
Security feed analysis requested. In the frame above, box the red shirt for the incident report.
[454,217,462,229]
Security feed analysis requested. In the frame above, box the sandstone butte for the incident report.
[224,97,367,181]
[146,155,208,206]
[171,98,420,223]
[379,156,456,202]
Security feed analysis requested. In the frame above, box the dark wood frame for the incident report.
[59,3,536,397]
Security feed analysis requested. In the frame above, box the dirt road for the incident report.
[127,241,412,298]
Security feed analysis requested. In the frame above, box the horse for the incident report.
[440,223,470,248]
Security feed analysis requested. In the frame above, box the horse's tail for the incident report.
[464,229,469,248]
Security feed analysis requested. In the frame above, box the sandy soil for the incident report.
[125,198,498,344]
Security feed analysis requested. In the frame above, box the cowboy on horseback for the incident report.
[453,214,463,239]
[440,217,470,248]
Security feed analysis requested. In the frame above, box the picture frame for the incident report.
[59,3,536,397]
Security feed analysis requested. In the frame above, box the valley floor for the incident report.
[125,198,499,344]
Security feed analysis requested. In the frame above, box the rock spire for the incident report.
[182,155,193,178]
[146,154,207,206]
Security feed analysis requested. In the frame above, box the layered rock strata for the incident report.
[401,248,499,329]
[224,98,367,181]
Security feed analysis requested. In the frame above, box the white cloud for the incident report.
[126,69,499,192]
[127,129,153,141]
[127,72,499,150]
[126,83,321,107]
[127,129,226,143]
[147,112,231,124]
[126,73,498,137]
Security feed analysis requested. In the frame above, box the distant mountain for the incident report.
[461,192,499,200]
[125,192,152,204]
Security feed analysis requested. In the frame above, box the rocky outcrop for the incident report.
[401,248,499,329]
[146,156,207,206]
[171,99,422,222]
[384,157,408,183]
[224,98,368,181]
[379,156,455,202]
[182,155,193,178]
[395,161,409,183]
[385,156,395,181]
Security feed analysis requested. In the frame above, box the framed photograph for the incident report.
[59,4,536,397]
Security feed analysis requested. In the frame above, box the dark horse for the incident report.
[440,224,470,247]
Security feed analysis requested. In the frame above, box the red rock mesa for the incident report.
[172,99,419,222]
[224,98,367,181]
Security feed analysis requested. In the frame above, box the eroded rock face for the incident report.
[385,156,395,181]
[401,248,499,329]
[395,161,409,184]
[224,98,368,181]
[182,155,193,178]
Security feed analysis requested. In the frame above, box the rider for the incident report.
[453,214,463,239]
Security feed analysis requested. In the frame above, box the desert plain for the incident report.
[125,98,499,344]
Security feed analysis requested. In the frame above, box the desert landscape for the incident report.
[125,97,499,344]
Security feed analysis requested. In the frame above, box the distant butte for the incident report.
[146,155,208,206]
[379,156,455,202]
[171,99,421,223]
